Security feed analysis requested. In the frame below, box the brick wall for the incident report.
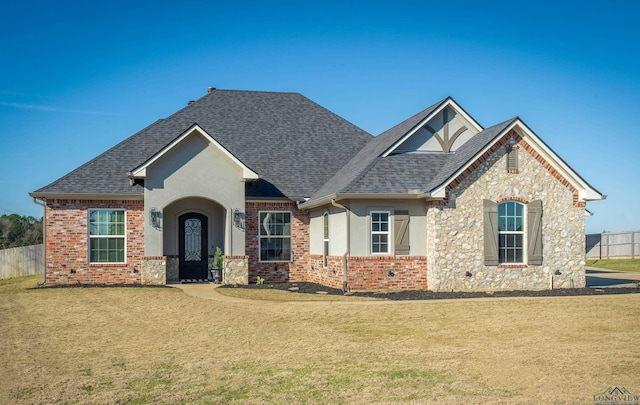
[245,201,309,283]
[346,256,428,291]
[305,255,344,290]
[45,199,144,285]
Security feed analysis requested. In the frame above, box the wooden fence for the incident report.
[0,244,44,279]
[586,230,640,259]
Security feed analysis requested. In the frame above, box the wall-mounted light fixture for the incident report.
[233,209,245,231]
[150,207,162,230]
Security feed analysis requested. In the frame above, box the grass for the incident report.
[0,275,639,404]
[586,258,640,272]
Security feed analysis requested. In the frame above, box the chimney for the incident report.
[207,87,216,93]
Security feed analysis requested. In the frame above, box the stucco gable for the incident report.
[382,97,483,156]
[129,124,259,181]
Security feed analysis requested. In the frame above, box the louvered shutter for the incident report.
[483,200,499,265]
[394,211,410,255]
[506,148,518,171]
[527,200,543,265]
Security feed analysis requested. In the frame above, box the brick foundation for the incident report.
[44,199,144,285]
[346,256,428,291]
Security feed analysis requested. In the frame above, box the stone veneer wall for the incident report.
[45,199,144,285]
[223,255,249,284]
[426,132,586,291]
[245,201,309,283]
[347,256,427,291]
[166,256,179,282]
[141,256,166,285]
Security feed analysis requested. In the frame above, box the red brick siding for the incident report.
[346,256,427,291]
[245,201,310,283]
[305,255,344,290]
[45,199,144,285]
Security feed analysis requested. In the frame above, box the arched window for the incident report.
[498,201,525,263]
[323,211,329,267]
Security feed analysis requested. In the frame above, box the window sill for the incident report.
[89,262,127,267]
[498,263,528,269]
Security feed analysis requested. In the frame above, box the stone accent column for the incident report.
[223,256,248,284]
[141,256,166,285]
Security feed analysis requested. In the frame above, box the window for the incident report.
[259,211,292,261]
[498,201,525,263]
[89,209,125,263]
[484,199,543,266]
[371,211,390,254]
[323,211,329,267]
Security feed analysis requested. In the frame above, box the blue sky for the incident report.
[1,0,638,234]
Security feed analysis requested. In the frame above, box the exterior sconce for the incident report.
[233,209,245,231]
[150,207,162,230]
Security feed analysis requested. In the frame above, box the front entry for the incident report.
[179,213,209,280]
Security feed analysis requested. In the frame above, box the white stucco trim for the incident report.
[129,124,259,181]
[430,119,605,202]
[382,98,484,158]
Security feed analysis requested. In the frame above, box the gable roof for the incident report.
[307,98,448,201]
[30,90,373,199]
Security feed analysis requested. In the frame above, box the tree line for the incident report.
[0,214,43,249]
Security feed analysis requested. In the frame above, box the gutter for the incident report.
[331,199,350,293]
[31,197,46,286]
[300,191,432,210]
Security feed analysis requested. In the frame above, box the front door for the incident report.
[179,213,209,280]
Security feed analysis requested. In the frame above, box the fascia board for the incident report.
[28,192,144,200]
[382,98,484,158]
[298,192,435,210]
[130,124,259,180]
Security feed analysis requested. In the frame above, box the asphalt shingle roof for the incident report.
[33,90,373,198]
[308,98,448,200]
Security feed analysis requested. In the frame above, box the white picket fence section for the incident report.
[586,231,640,259]
[0,244,44,279]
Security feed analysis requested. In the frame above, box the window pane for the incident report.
[372,234,388,253]
[90,237,124,263]
[260,237,291,261]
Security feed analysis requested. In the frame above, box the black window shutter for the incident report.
[483,200,499,265]
[527,200,543,265]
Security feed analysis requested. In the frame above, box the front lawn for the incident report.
[586,258,640,272]
[0,275,638,404]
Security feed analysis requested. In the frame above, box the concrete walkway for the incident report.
[586,267,640,288]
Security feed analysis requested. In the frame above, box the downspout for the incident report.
[331,199,350,293]
[32,197,46,286]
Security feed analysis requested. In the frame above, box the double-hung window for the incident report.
[497,201,525,263]
[89,209,126,263]
[259,211,292,262]
[371,211,390,254]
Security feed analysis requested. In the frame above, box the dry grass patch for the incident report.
[1,275,638,404]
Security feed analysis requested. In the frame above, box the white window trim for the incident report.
[88,208,127,264]
[498,201,527,265]
[370,210,391,255]
[258,210,293,263]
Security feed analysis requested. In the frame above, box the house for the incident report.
[30,89,604,291]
